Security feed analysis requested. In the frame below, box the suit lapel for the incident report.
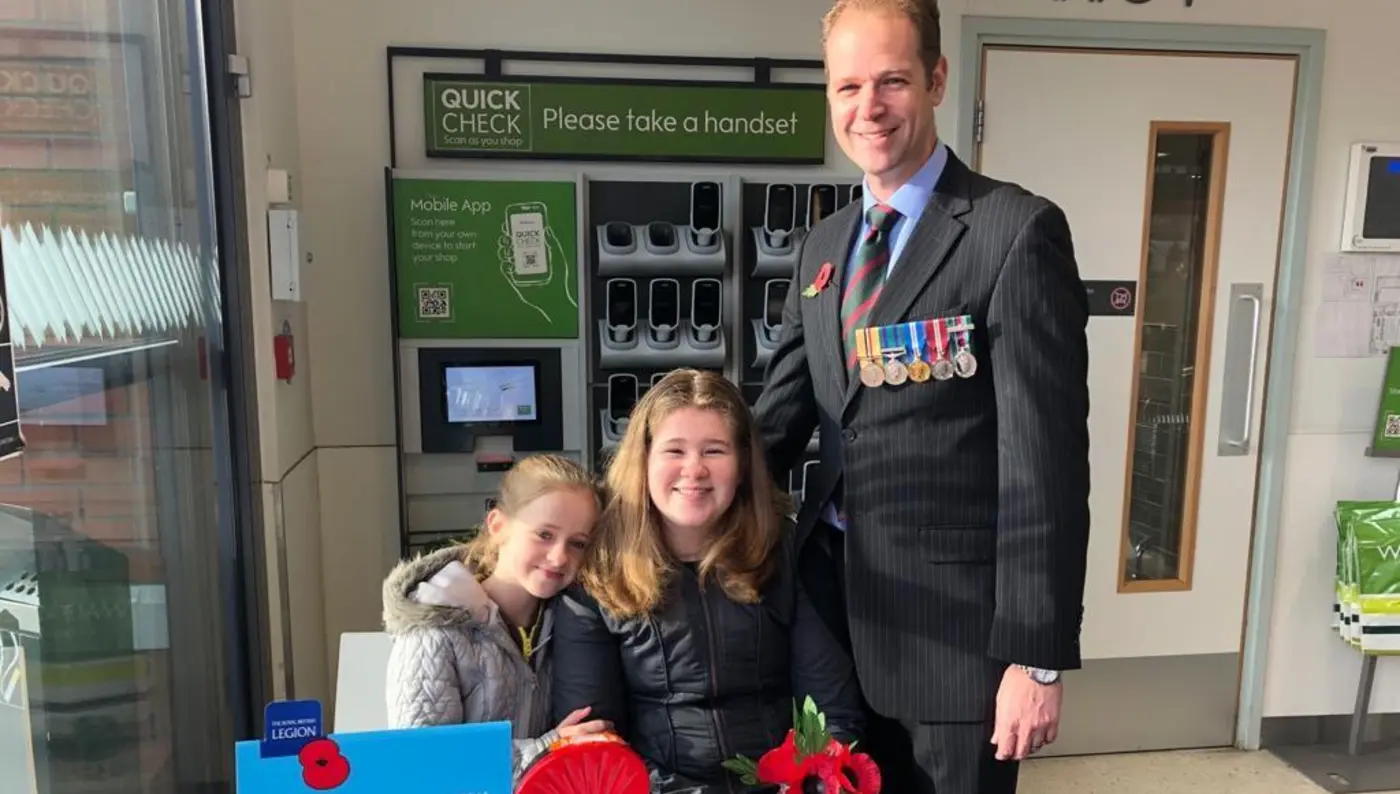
[840,153,974,412]
[810,205,862,397]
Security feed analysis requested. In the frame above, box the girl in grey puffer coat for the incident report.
[381,453,606,785]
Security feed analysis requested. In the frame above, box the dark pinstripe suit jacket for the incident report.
[754,149,1092,724]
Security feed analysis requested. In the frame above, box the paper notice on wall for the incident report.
[1315,254,1400,358]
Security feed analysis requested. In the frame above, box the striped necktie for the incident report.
[842,203,902,371]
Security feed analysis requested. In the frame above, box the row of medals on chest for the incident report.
[855,320,977,388]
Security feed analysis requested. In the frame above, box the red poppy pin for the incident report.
[803,263,834,298]
[298,738,351,790]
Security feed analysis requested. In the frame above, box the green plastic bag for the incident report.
[1335,501,1399,646]
[1346,504,1400,653]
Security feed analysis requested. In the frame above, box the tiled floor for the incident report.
[1022,748,1397,793]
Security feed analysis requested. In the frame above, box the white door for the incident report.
[976,47,1298,755]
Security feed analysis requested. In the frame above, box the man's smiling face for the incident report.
[824,6,946,198]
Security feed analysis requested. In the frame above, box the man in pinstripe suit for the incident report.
[753,1,1091,792]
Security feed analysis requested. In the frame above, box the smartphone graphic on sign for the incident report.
[506,202,551,285]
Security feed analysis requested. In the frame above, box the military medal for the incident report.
[929,318,955,381]
[857,327,885,388]
[952,316,978,378]
[881,326,908,386]
[906,321,931,382]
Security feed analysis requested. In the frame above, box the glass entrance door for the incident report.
[0,1,257,792]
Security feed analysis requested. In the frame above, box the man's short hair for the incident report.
[821,0,943,75]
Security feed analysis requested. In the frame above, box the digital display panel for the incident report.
[443,364,539,424]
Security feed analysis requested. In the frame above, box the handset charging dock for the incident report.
[751,278,790,369]
[752,183,800,278]
[600,372,639,447]
[688,181,723,253]
[644,221,679,256]
[601,221,637,256]
[595,183,727,278]
[603,278,638,349]
[807,184,837,229]
[690,278,723,348]
[649,278,681,349]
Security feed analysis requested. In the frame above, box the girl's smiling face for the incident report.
[646,406,740,539]
[488,486,597,598]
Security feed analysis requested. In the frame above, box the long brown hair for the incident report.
[458,453,599,577]
[582,369,786,619]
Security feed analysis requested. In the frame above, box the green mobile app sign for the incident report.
[392,177,579,340]
[1374,347,1400,455]
[423,76,827,163]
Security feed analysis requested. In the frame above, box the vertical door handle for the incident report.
[1218,285,1263,457]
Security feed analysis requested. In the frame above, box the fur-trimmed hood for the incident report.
[381,545,496,634]
[381,545,560,777]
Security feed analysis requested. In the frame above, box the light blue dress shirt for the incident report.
[824,140,948,531]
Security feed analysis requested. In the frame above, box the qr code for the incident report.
[523,252,538,268]
[1386,414,1400,438]
[417,286,450,319]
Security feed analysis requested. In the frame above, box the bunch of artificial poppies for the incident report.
[723,697,881,794]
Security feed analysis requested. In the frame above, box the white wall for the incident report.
[231,0,329,707]
[275,0,1400,720]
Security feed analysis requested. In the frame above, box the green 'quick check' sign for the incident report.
[423,75,827,164]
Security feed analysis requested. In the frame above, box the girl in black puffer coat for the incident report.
[551,369,865,793]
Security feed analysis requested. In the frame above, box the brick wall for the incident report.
[0,16,134,236]
[0,379,161,583]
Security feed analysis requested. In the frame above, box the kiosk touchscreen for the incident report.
[415,348,565,456]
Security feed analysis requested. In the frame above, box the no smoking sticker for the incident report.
[1084,280,1137,317]
[1109,287,1133,311]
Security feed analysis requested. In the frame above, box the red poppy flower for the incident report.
[813,263,834,291]
[811,744,881,794]
[756,730,817,784]
[297,738,351,790]
[726,697,881,792]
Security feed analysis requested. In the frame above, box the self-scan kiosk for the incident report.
[397,343,586,553]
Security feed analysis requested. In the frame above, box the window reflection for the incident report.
[1,4,243,794]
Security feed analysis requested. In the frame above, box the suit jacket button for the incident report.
[842,428,857,442]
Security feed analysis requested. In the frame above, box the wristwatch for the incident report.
[1018,665,1061,685]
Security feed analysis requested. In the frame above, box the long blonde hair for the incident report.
[458,453,599,577]
[582,369,786,619]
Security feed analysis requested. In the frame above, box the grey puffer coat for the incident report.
[382,546,557,780]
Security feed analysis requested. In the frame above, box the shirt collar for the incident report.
[862,139,948,223]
